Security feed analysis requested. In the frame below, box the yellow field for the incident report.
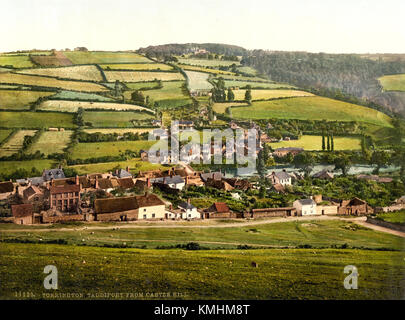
[233,89,313,101]
[212,102,248,113]
[100,63,173,71]
[378,74,405,92]
[0,73,108,92]
[0,130,37,157]
[268,135,362,151]
[38,100,154,113]
[83,128,153,134]
[16,65,104,82]
[26,130,73,155]
[104,71,184,82]
[0,90,55,110]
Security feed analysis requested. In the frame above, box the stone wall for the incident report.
[42,214,84,223]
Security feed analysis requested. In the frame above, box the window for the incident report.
[144,208,146,212]
[188,214,191,217]
[64,200,68,206]
[143,214,147,219]
[152,214,155,218]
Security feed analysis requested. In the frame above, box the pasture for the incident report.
[236,66,258,76]
[105,71,184,82]
[0,73,108,92]
[177,58,240,67]
[230,96,393,127]
[64,51,152,64]
[125,81,189,103]
[212,102,248,113]
[70,140,156,159]
[100,63,173,71]
[17,65,104,82]
[124,81,160,90]
[38,100,153,113]
[50,90,114,102]
[0,129,12,143]
[83,128,152,134]
[30,52,72,67]
[26,130,73,156]
[0,243,403,300]
[83,111,154,128]
[184,70,213,91]
[0,159,54,177]
[178,64,235,75]
[268,135,361,150]
[232,89,313,101]
[222,79,295,89]
[0,111,76,129]
[0,55,34,68]
[0,90,55,110]
[378,74,405,92]
[0,130,37,157]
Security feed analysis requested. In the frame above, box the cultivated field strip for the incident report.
[184,70,213,91]
[26,130,73,156]
[0,130,37,157]
[104,71,184,82]
[16,65,104,82]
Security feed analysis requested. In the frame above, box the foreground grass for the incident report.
[0,111,76,129]
[0,243,403,299]
[376,211,405,225]
[1,220,403,251]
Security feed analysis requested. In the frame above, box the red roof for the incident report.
[11,204,33,218]
[50,184,80,194]
[213,202,230,213]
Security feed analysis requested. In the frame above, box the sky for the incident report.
[1,0,405,53]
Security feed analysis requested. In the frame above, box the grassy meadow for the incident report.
[212,102,248,113]
[0,129,12,143]
[26,131,72,156]
[0,159,55,176]
[230,97,393,127]
[376,211,405,225]
[63,51,152,64]
[379,74,405,92]
[0,90,54,110]
[0,55,34,68]
[38,100,151,113]
[70,140,156,159]
[100,63,173,71]
[82,111,154,128]
[0,112,76,129]
[83,128,152,135]
[223,79,295,89]
[177,58,240,67]
[268,135,362,151]
[178,64,236,75]
[184,70,213,91]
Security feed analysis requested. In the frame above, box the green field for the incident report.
[223,79,295,89]
[38,100,151,113]
[26,130,72,156]
[0,129,12,143]
[268,135,361,151]
[236,66,258,76]
[71,140,156,159]
[177,58,240,67]
[16,65,104,82]
[178,64,236,75]
[0,130,37,157]
[50,90,114,102]
[105,71,184,82]
[212,102,248,113]
[63,51,152,64]
[0,159,55,176]
[379,74,405,92]
[83,111,154,128]
[100,63,173,71]
[83,128,152,134]
[376,211,405,225]
[0,90,55,110]
[231,97,393,127]
[0,112,76,129]
[124,81,160,90]
[0,55,34,68]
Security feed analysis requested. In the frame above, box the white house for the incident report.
[178,200,200,220]
[293,198,318,216]
[152,175,185,190]
[268,170,292,186]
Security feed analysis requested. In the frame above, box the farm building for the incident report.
[204,202,234,219]
[112,167,132,178]
[178,200,200,220]
[11,204,34,225]
[152,175,185,190]
[249,207,297,218]
[337,197,373,216]
[49,184,81,213]
[293,199,318,216]
[268,170,292,186]
[312,169,334,180]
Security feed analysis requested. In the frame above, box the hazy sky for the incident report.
[1,0,404,53]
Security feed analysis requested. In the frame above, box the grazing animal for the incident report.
[251,261,258,268]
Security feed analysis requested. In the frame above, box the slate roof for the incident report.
[23,185,42,199]
[274,171,291,180]
[179,202,196,210]
[0,181,13,193]
[42,169,65,181]
[200,172,223,182]
[11,204,33,218]
[28,177,45,185]
[152,175,184,185]
[297,199,316,206]
[113,169,132,178]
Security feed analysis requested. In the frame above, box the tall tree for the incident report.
[327,135,330,151]
[244,86,252,103]
[322,132,326,151]
[227,88,235,102]
[331,134,334,151]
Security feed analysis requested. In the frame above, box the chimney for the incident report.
[75,175,79,185]
[170,204,173,210]
[115,169,119,175]
[185,176,189,185]
[187,198,191,204]
[95,176,99,189]
[147,178,151,188]
[51,178,54,186]
[170,170,173,177]
[126,166,130,173]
